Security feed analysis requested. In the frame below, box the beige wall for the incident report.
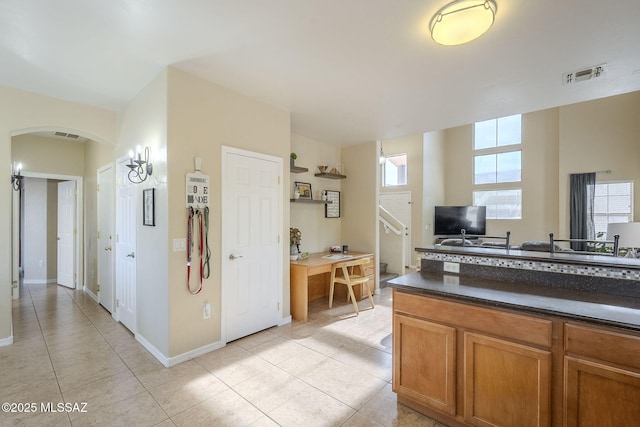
[442,110,560,244]
[422,130,446,245]
[559,91,640,237]
[290,133,342,253]
[12,134,86,177]
[380,134,424,265]
[166,68,291,357]
[436,91,640,245]
[341,141,377,254]
[1,84,116,344]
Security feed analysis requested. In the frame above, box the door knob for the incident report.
[127,252,135,258]
[228,254,243,260]
[104,246,112,251]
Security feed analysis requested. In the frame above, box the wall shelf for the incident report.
[290,165,308,173]
[314,172,346,179]
[290,199,332,204]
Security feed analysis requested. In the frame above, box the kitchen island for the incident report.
[388,248,640,427]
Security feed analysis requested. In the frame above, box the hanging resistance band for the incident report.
[187,207,210,295]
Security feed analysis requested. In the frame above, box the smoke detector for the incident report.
[563,63,607,85]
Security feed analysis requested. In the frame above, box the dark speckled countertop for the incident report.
[388,271,640,332]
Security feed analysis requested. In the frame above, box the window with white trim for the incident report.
[594,181,633,237]
[473,114,522,219]
[382,154,407,187]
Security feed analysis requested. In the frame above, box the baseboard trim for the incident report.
[84,286,99,303]
[136,333,225,367]
[0,334,14,347]
[168,341,225,367]
[278,315,292,326]
[22,279,49,285]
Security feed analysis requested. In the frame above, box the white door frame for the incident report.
[220,145,284,345]
[12,171,84,291]
[97,163,115,313]
[380,191,413,267]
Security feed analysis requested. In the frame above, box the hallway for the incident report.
[1,283,442,426]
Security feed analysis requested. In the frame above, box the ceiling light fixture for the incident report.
[430,0,497,46]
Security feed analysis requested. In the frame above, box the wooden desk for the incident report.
[290,252,375,321]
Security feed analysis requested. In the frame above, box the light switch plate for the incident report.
[173,238,187,252]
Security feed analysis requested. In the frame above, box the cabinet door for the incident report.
[393,314,456,415]
[464,332,551,427]
[565,357,640,427]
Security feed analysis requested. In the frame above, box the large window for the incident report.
[383,154,407,187]
[473,189,522,220]
[595,181,633,237]
[473,114,522,219]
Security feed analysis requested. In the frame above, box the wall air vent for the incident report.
[563,63,607,85]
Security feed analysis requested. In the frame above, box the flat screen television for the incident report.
[434,206,487,236]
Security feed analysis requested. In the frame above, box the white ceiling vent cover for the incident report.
[563,64,607,85]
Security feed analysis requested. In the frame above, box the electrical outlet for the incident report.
[203,303,211,320]
[443,262,460,274]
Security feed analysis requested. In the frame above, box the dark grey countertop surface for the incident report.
[388,271,640,331]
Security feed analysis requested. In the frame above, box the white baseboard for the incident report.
[168,341,225,367]
[84,286,99,303]
[278,316,292,326]
[136,333,225,367]
[22,279,48,285]
[0,334,14,347]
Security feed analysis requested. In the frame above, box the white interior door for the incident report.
[57,180,76,288]
[98,164,115,313]
[116,158,137,332]
[380,191,412,267]
[222,147,282,343]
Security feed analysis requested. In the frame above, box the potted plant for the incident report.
[290,227,301,259]
[290,152,297,168]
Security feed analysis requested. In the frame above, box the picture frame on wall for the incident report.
[295,181,312,200]
[325,190,340,218]
[143,188,155,226]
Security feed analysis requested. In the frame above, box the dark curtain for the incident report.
[569,172,596,251]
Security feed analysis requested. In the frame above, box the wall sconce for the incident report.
[430,0,497,46]
[379,142,386,165]
[127,145,153,184]
[11,162,23,191]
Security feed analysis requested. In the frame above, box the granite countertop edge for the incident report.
[388,271,640,332]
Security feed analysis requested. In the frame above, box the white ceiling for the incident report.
[2,0,640,146]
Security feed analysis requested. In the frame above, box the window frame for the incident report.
[382,153,408,187]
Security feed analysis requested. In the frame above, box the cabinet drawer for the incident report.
[565,323,640,370]
[394,290,552,348]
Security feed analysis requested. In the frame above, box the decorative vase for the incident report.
[290,244,299,256]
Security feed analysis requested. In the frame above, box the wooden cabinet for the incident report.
[393,290,640,426]
[393,314,456,415]
[464,333,551,427]
[393,290,553,427]
[564,323,640,426]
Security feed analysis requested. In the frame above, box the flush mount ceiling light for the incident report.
[430,0,497,46]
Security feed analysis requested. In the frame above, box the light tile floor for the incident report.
[1,283,445,426]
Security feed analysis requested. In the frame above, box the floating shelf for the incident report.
[314,172,347,179]
[290,165,308,173]
[290,199,332,204]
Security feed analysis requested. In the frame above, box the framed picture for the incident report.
[325,190,340,218]
[295,181,312,200]
[143,188,155,226]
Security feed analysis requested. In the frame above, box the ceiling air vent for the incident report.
[563,63,606,85]
[54,131,80,139]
